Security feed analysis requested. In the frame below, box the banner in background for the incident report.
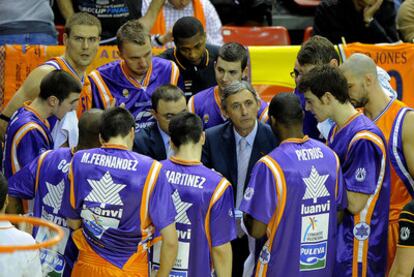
[339,42,414,108]
[2,43,414,108]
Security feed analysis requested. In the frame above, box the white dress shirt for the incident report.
[142,0,224,46]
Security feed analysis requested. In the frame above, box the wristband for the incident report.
[0,113,11,122]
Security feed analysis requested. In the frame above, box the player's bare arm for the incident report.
[244,213,267,239]
[346,191,370,214]
[56,0,75,21]
[138,0,165,32]
[5,196,23,214]
[157,223,178,277]
[67,218,81,230]
[212,242,232,277]
[402,111,414,178]
[389,247,414,277]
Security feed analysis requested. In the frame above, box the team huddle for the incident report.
[0,10,413,277]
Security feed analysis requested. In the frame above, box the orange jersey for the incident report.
[339,43,414,108]
[374,99,413,222]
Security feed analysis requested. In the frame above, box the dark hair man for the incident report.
[133,85,187,160]
[241,92,346,276]
[159,17,219,99]
[299,65,390,277]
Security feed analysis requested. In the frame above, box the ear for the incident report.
[99,134,105,146]
[129,127,135,139]
[48,95,60,108]
[63,33,68,46]
[329,59,339,67]
[220,105,229,119]
[242,66,249,79]
[200,131,206,145]
[321,91,334,105]
[150,108,157,117]
[364,73,374,86]
[169,138,178,152]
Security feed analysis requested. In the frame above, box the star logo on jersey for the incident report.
[353,222,370,241]
[355,168,366,182]
[203,114,209,124]
[259,246,271,264]
[400,227,410,241]
[243,187,254,201]
[43,179,65,214]
[85,171,126,209]
[302,166,330,203]
[172,190,193,225]
[122,89,129,98]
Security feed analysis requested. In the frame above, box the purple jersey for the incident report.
[8,148,77,276]
[62,144,176,269]
[327,113,390,277]
[188,86,269,129]
[240,136,345,276]
[388,107,414,197]
[3,102,53,179]
[88,58,180,130]
[151,157,236,277]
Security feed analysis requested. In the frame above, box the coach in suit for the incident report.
[202,81,278,277]
[133,85,187,160]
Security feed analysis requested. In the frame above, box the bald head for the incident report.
[339,54,381,108]
[78,109,104,150]
[340,53,377,79]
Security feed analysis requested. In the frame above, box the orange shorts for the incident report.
[386,221,399,276]
[71,229,149,277]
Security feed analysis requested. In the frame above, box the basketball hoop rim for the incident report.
[0,214,65,253]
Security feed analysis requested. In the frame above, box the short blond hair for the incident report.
[65,12,102,36]
[116,19,149,50]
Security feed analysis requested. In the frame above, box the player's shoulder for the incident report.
[402,200,414,215]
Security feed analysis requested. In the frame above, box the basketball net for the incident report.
[0,214,64,276]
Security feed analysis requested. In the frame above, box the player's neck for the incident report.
[278,128,304,142]
[104,137,131,150]
[174,144,202,162]
[124,65,146,83]
[63,54,87,79]
[29,98,53,120]
[331,102,359,129]
[364,87,391,120]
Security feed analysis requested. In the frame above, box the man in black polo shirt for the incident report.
[159,16,219,100]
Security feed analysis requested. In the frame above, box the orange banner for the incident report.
[339,42,414,108]
[1,45,165,108]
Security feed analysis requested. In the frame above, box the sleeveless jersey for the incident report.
[3,102,53,179]
[63,144,176,269]
[328,113,390,277]
[240,136,345,276]
[374,99,414,222]
[152,157,236,276]
[83,58,179,130]
[8,148,77,277]
[188,86,269,129]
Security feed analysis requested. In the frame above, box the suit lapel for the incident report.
[151,125,167,160]
[222,123,238,190]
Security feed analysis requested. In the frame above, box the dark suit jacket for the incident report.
[133,124,166,161]
[202,121,278,200]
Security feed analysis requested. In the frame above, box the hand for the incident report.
[0,119,7,142]
[159,31,173,45]
[109,98,126,109]
[363,0,383,24]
